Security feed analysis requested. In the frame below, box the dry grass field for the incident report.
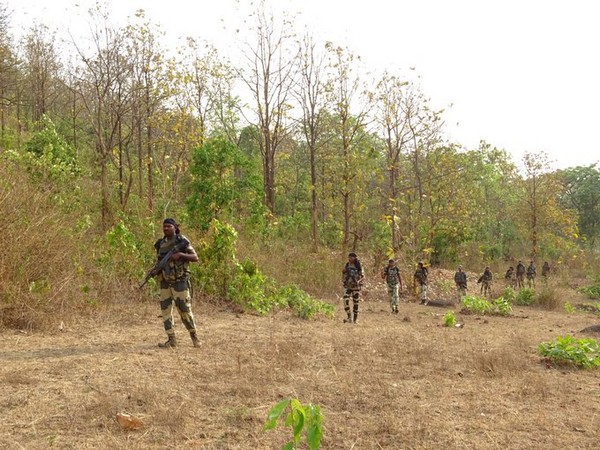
[1,280,600,450]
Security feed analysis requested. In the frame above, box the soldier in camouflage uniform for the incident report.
[454,265,467,302]
[542,261,550,282]
[478,266,493,297]
[154,218,200,348]
[505,266,515,288]
[526,261,536,288]
[414,261,429,305]
[342,252,364,323]
[515,260,526,289]
[382,259,403,314]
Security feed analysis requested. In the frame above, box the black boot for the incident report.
[190,332,201,348]
[158,334,177,348]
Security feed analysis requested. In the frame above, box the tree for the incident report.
[73,6,132,228]
[560,164,600,248]
[517,152,578,258]
[187,136,262,230]
[21,24,62,124]
[239,2,297,213]
[325,42,371,249]
[296,33,327,252]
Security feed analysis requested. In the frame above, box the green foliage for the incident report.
[564,302,575,314]
[538,335,600,369]
[501,287,516,302]
[493,296,513,315]
[461,295,493,314]
[12,115,80,182]
[560,165,600,246]
[197,220,332,319]
[187,136,263,231]
[443,311,456,327]
[96,220,145,278]
[514,288,535,305]
[577,283,600,299]
[276,284,335,320]
[264,398,323,450]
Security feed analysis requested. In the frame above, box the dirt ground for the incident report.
[1,282,600,450]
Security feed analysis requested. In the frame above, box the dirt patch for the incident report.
[1,297,599,449]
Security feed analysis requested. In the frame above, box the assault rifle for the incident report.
[139,238,189,289]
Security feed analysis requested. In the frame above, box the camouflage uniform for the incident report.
[478,267,493,297]
[154,223,200,348]
[454,267,467,301]
[382,260,402,313]
[414,263,429,305]
[515,261,526,289]
[342,253,363,323]
[526,261,536,288]
[505,266,515,287]
[542,261,550,280]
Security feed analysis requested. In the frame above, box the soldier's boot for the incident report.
[158,334,177,349]
[343,312,353,323]
[353,311,359,324]
[190,332,201,348]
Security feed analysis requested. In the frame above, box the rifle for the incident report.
[139,238,190,289]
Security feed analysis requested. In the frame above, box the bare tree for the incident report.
[21,24,61,124]
[325,42,371,249]
[73,8,132,228]
[296,33,327,252]
[239,3,297,213]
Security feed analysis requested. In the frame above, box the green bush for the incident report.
[443,311,457,327]
[461,295,493,314]
[493,296,513,315]
[264,398,323,450]
[538,335,600,369]
[514,288,535,305]
[577,284,600,299]
[501,287,516,302]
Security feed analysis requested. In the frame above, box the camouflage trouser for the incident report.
[516,275,524,289]
[343,288,360,320]
[387,284,399,309]
[456,285,466,301]
[527,276,535,288]
[159,279,197,336]
[418,284,428,302]
[480,281,491,297]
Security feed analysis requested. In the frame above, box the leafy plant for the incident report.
[501,287,516,302]
[538,335,600,369]
[443,311,457,327]
[264,398,323,450]
[577,284,600,299]
[564,302,575,314]
[461,295,493,314]
[514,288,535,305]
[493,296,513,315]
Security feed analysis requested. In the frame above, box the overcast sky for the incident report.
[4,0,599,170]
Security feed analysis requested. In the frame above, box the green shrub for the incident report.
[493,297,513,315]
[515,288,535,305]
[501,287,516,302]
[264,398,323,450]
[443,311,457,327]
[577,284,600,299]
[538,335,600,369]
[461,295,493,314]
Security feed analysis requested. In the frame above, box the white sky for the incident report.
[4,0,599,170]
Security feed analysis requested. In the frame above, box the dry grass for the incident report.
[2,295,600,449]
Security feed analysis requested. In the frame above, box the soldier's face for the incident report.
[163,223,176,237]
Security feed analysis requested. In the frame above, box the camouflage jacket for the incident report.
[154,234,195,283]
[343,261,363,290]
